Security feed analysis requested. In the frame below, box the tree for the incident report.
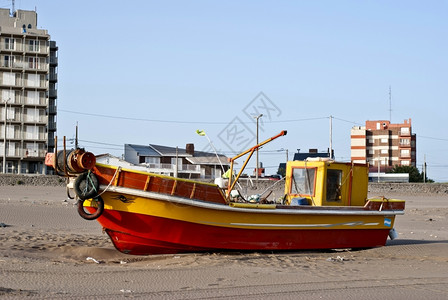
[388,165,433,182]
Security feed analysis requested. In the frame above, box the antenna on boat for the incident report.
[329,115,333,159]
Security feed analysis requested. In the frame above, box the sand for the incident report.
[0,186,447,299]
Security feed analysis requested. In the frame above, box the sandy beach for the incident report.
[1,186,447,299]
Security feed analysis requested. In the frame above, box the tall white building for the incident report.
[0,9,57,174]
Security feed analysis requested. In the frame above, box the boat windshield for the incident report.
[291,168,316,196]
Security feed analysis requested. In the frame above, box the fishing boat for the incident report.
[45,131,405,255]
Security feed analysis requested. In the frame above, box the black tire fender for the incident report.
[77,196,104,220]
[74,172,99,200]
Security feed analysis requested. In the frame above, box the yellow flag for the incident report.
[222,168,232,178]
[196,129,206,136]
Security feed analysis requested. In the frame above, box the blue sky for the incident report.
[5,1,448,181]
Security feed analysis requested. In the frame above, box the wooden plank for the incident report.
[190,183,196,199]
[113,167,122,186]
[144,175,151,191]
[171,180,178,195]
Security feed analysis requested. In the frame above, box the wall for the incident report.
[1,174,447,196]
[0,174,66,186]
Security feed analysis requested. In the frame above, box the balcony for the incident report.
[0,60,48,72]
[49,73,57,81]
[49,56,58,65]
[0,78,49,89]
[47,122,56,131]
[48,105,57,114]
[48,90,57,98]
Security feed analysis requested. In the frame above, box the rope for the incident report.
[83,170,98,194]
[96,167,121,198]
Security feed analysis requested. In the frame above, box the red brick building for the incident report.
[351,119,416,172]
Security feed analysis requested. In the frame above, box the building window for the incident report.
[28,57,38,69]
[400,138,410,146]
[144,157,160,165]
[381,149,388,154]
[401,160,410,166]
[400,149,410,157]
[380,138,388,143]
[29,40,40,52]
[401,127,410,135]
[26,143,39,157]
[5,38,15,50]
[3,55,14,67]
[171,157,183,168]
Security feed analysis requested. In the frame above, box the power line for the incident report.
[419,135,448,142]
[59,109,230,124]
[332,116,363,126]
[58,109,329,125]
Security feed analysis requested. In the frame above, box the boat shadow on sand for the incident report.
[386,239,448,246]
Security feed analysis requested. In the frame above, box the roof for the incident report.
[125,144,230,166]
[148,144,189,157]
[293,152,331,161]
[126,144,159,156]
[186,151,229,166]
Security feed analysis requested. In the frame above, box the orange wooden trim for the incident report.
[144,176,151,191]
[113,168,121,186]
[351,135,366,138]
[171,180,178,195]
[190,183,197,199]
[351,146,366,149]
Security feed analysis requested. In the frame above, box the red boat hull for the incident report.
[96,209,391,255]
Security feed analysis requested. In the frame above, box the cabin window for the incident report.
[326,169,342,202]
[291,168,316,196]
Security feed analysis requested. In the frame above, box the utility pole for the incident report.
[377,152,380,182]
[254,114,263,181]
[174,146,178,178]
[423,154,427,183]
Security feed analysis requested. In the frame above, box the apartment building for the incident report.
[351,119,416,172]
[0,9,57,174]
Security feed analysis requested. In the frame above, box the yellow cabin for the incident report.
[284,159,369,206]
